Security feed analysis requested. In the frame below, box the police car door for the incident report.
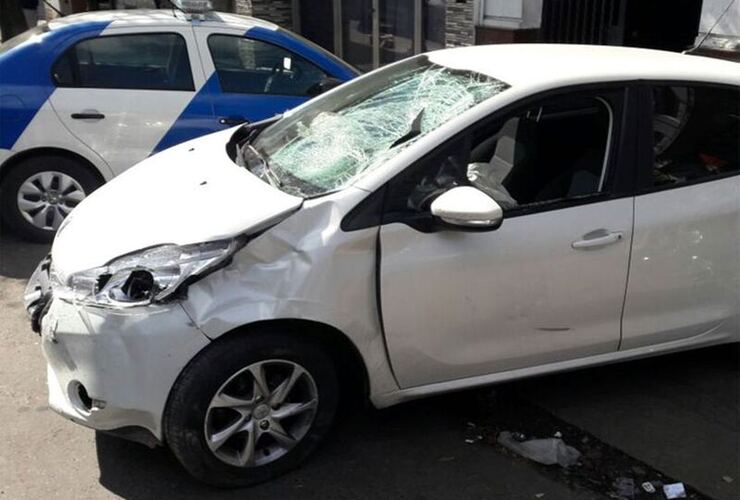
[48,25,212,176]
[194,25,327,127]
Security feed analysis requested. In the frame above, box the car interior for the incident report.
[652,85,739,186]
[53,33,194,91]
[208,35,327,96]
[393,95,612,216]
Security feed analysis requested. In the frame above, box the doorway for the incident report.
[298,0,446,71]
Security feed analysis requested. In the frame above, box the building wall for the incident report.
[445,0,475,47]
[251,0,293,28]
[475,0,542,44]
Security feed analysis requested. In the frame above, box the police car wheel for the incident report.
[1,155,102,242]
[164,329,339,487]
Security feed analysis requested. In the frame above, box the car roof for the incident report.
[427,44,740,90]
[47,8,278,32]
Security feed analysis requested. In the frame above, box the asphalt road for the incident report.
[1,230,737,500]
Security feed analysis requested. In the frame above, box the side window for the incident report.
[207,35,328,96]
[385,93,615,219]
[650,85,739,187]
[52,33,194,91]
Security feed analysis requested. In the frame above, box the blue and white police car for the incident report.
[0,6,357,241]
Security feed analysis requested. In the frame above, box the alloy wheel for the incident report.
[204,359,319,468]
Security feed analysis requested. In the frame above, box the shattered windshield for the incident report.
[247,55,510,197]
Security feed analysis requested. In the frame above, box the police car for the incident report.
[0,5,357,241]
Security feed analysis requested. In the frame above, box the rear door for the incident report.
[48,26,212,175]
[194,26,332,127]
[621,83,740,349]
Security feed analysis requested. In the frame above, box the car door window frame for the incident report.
[634,81,740,195]
[50,31,195,92]
[206,33,329,97]
[343,82,640,233]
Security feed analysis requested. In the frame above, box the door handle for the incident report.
[218,116,248,126]
[572,230,623,250]
[71,112,105,120]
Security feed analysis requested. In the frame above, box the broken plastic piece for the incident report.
[497,431,581,467]
[613,477,637,498]
[641,481,656,493]
[464,436,482,444]
[663,482,686,499]
[721,476,734,483]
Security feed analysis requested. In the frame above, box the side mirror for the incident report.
[430,186,503,229]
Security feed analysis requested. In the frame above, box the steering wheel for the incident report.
[264,60,304,93]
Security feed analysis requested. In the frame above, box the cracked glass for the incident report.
[248,55,510,197]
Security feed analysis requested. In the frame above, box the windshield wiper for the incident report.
[240,144,283,188]
[390,108,425,148]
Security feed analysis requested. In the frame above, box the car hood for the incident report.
[51,128,302,279]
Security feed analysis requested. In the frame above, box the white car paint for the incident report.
[51,128,302,281]
[622,176,740,349]
[28,45,740,449]
[379,197,633,388]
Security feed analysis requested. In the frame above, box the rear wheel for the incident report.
[0,155,102,242]
[164,330,338,487]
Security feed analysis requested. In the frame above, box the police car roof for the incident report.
[47,9,278,32]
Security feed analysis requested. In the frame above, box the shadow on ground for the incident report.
[94,345,739,500]
[0,230,49,279]
[95,390,598,500]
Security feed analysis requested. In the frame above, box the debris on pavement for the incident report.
[497,431,581,467]
[663,482,687,499]
[464,390,712,500]
[641,481,657,493]
[721,476,733,483]
[613,477,637,498]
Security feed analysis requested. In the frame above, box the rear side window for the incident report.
[52,33,194,91]
[207,35,328,96]
[650,85,739,187]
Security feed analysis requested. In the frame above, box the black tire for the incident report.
[164,329,339,488]
[0,155,102,242]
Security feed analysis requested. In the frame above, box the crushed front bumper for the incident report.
[25,259,211,443]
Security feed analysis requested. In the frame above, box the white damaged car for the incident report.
[25,45,739,486]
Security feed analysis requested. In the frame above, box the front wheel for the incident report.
[0,155,102,242]
[164,331,338,487]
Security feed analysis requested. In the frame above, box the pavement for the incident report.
[0,229,738,500]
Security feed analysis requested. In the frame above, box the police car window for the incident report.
[52,33,194,91]
[207,35,328,96]
[651,85,739,187]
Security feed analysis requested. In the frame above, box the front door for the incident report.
[379,90,635,388]
[48,27,210,175]
[194,27,329,128]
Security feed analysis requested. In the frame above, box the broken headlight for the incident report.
[61,239,242,308]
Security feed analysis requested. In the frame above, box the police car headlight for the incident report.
[62,239,241,308]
